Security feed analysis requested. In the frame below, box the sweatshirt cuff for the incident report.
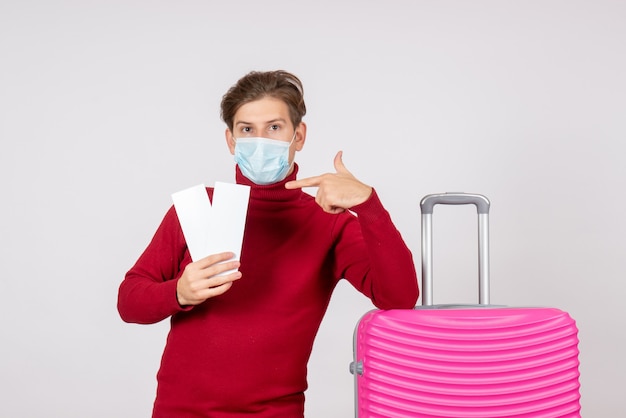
[349,188,388,224]
[165,278,194,314]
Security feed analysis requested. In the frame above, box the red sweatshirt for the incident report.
[118,164,418,417]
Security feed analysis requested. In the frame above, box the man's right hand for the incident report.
[176,252,242,306]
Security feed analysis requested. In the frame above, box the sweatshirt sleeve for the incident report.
[117,206,193,324]
[333,189,419,309]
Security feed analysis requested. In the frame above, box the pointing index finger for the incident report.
[285,175,323,189]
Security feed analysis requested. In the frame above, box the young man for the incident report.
[118,70,418,417]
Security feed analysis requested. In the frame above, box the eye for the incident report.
[269,124,280,131]
[239,126,254,135]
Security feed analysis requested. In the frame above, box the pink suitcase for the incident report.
[350,193,581,417]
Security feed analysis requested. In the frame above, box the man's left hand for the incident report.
[285,151,372,214]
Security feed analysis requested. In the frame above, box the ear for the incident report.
[294,122,307,151]
[225,128,236,155]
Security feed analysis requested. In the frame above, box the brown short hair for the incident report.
[220,70,306,131]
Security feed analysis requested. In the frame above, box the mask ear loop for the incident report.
[285,130,298,173]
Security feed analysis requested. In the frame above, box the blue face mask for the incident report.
[234,136,294,185]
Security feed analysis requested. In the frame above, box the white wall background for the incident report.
[1,0,624,416]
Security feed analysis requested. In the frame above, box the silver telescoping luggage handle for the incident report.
[420,193,491,306]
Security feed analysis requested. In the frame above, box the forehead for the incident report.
[234,96,291,125]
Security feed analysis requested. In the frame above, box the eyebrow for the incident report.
[235,118,287,126]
